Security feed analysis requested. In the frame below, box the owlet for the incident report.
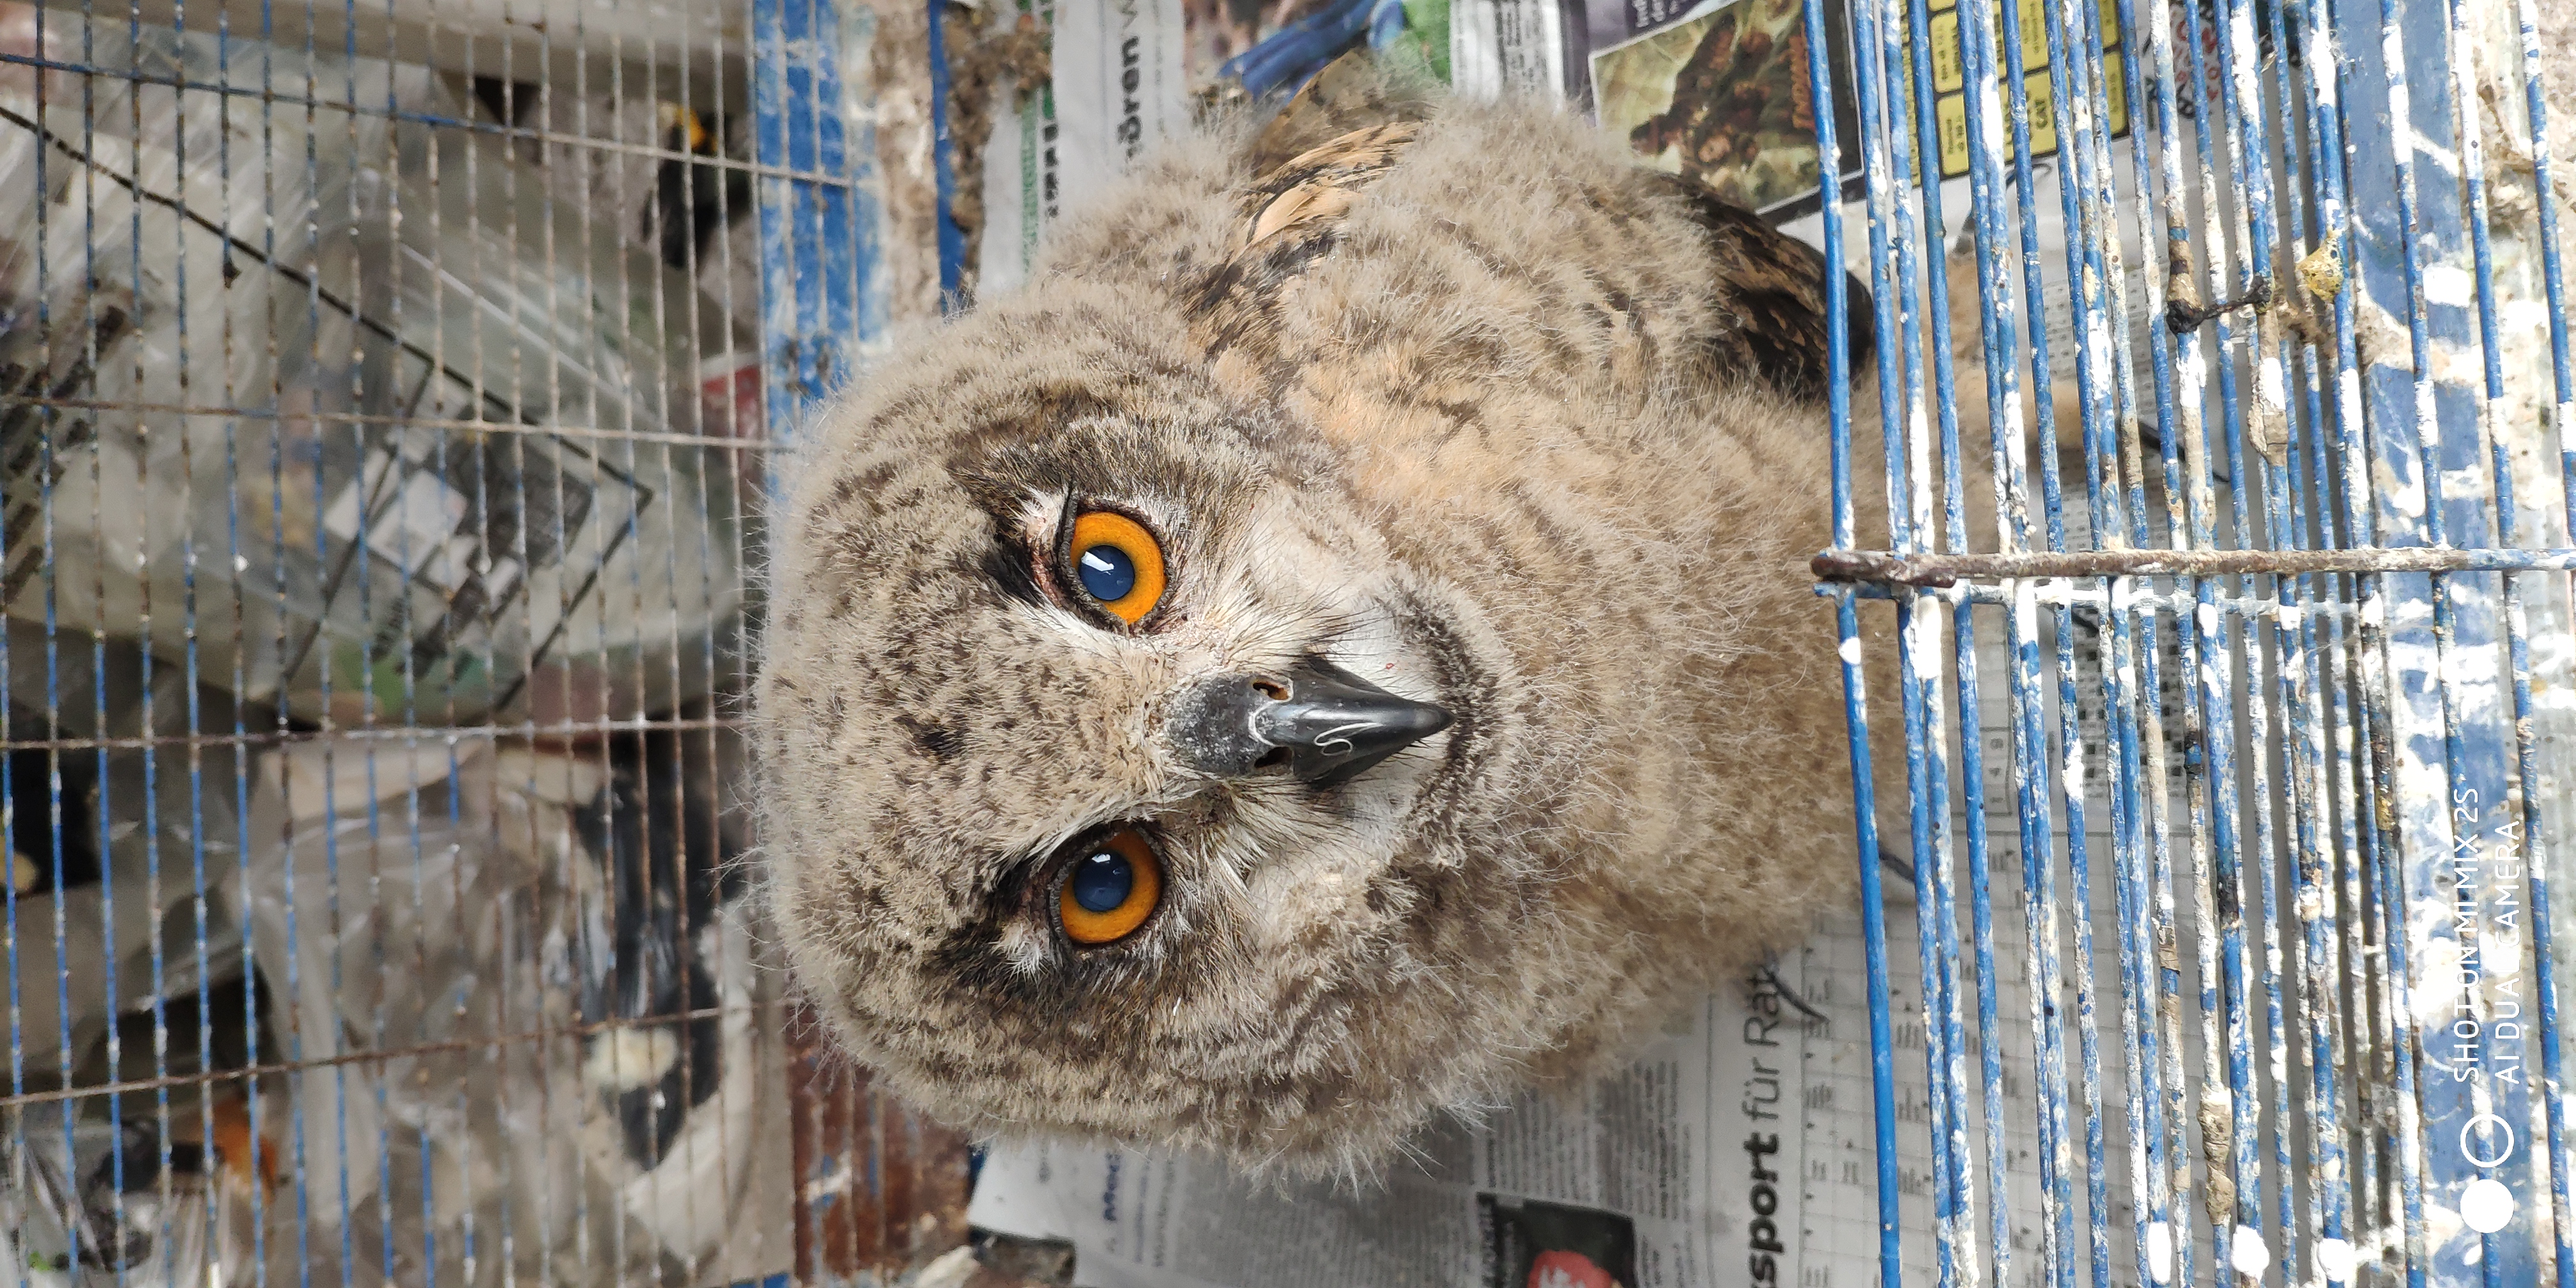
[758,59,1883,1176]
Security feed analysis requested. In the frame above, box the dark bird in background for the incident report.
[573,727,740,1171]
[759,55,1893,1176]
[649,104,753,272]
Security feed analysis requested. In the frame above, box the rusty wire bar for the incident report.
[1816,546,2576,586]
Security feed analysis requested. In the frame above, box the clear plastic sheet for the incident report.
[233,734,785,1288]
[0,7,748,730]
[0,1111,240,1288]
[0,622,254,1094]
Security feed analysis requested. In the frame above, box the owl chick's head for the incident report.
[759,272,1545,1172]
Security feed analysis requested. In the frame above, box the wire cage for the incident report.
[0,0,966,1284]
[1809,0,2576,1280]
[6,0,2573,1276]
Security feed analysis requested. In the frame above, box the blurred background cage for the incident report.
[1809,0,2576,1276]
[0,0,977,1284]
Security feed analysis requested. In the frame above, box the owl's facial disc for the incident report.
[768,390,1494,1170]
[1163,657,1452,785]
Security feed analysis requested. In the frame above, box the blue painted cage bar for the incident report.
[1811,0,2576,1276]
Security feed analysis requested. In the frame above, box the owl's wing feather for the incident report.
[1187,117,1420,358]
[1243,121,1420,250]
[1241,49,1435,176]
[1652,171,1876,402]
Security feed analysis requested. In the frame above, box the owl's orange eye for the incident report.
[1057,828,1163,946]
[1067,510,1166,624]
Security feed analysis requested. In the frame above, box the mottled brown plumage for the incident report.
[1239,54,1438,175]
[758,58,1892,1177]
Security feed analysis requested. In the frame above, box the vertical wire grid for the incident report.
[1813,0,2576,1275]
[0,0,929,1280]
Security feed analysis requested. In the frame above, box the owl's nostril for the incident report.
[1165,675,1284,778]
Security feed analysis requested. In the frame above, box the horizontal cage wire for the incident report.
[0,0,961,1283]
[1810,0,2576,1276]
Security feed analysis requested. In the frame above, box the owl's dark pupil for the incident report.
[1077,544,1137,602]
[1070,851,1134,914]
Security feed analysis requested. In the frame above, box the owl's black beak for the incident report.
[1167,657,1452,788]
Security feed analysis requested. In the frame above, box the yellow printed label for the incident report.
[2103,50,2126,134]
[2014,0,2050,68]
[1937,92,1972,177]
[2024,69,2057,155]
[1894,0,2131,180]
[1930,11,1964,91]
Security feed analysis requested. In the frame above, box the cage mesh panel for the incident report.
[0,0,928,1282]
[1811,0,2576,1280]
